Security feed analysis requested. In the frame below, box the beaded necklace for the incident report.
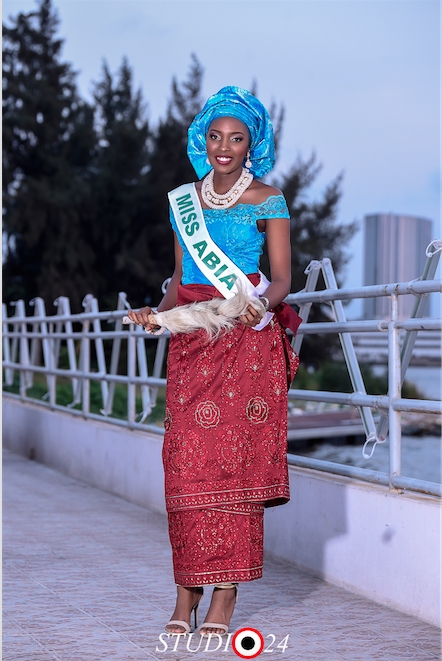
[201,168,253,209]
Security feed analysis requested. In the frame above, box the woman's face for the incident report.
[206,116,250,175]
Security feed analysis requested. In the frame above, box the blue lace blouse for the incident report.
[169,194,290,285]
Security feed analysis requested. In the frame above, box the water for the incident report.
[294,366,441,483]
[372,364,441,400]
[405,365,441,400]
[301,435,441,484]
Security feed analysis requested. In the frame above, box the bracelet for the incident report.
[259,296,270,312]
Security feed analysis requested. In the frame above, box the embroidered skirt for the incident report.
[162,278,299,586]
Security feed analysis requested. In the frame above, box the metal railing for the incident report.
[3,244,441,498]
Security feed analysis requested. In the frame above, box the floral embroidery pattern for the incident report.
[168,503,265,586]
[196,509,238,554]
[246,396,269,424]
[217,426,255,475]
[196,341,216,384]
[169,334,193,411]
[265,421,287,465]
[165,431,208,477]
[195,400,221,428]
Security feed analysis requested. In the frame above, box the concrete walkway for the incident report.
[3,449,441,661]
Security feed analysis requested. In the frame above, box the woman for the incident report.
[128,87,300,636]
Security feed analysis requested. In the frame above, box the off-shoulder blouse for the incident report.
[169,194,290,285]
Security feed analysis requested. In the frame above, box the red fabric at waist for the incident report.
[177,273,261,306]
[177,274,302,336]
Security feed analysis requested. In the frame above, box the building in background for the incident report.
[363,213,432,320]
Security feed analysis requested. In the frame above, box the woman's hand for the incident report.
[127,307,159,331]
[239,303,264,327]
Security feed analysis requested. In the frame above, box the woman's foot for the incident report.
[199,586,237,636]
[165,585,204,634]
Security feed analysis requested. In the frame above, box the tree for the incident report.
[274,153,358,366]
[278,153,356,290]
[88,58,151,308]
[2,0,96,307]
[82,54,204,307]
[139,54,204,303]
[249,79,285,161]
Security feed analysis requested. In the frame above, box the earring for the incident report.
[206,157,211,165]
[245,150,252,170]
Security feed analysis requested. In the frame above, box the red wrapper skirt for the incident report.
[162,278,299,587]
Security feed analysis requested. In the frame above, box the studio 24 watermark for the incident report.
[155,628,290,656]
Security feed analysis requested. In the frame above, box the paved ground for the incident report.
[3,449,441,661]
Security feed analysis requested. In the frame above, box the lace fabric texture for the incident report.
[169,194,290,285]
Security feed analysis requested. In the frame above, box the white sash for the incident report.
[168,183,273,330]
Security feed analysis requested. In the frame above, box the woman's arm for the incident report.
[239,217,291,327]
[127,234,183,328]
[261,216,292,306]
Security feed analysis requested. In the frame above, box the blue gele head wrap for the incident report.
[187,86,275,180]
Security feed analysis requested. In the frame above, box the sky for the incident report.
[3,0,441,316]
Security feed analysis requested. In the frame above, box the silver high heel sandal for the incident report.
[165,586,204,635]
[199,583,238,637]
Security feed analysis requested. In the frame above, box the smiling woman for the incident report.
[127,86,302,637]
[202,117,253,207]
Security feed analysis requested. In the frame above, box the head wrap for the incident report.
[187,86,275,179]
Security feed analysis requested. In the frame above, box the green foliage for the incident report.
[294,362,424,398]
[137,54,204,304]
[89,57,151,309]
[2,0,96,305]
[280,154,357,290]
[270,154,358,367]
[3,372,166,424]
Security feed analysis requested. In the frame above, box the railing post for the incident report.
[151,336,168,409]
[79,312,91,416]
[14,300,32,395]
[291,260,321,354]
[321,258,379,450]
[30,298,51,394]
[8,302,20,382]
[54,297,80,407]
[388,294,402,488]
[136,328,153,421]
[127,327,136,424]
[47,319,57,407]
[2,303,13,386]
[101,292,127,416]
[81,337,90,415]
[85,296,109,407]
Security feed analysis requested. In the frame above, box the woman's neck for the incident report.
[212,168,243,194]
